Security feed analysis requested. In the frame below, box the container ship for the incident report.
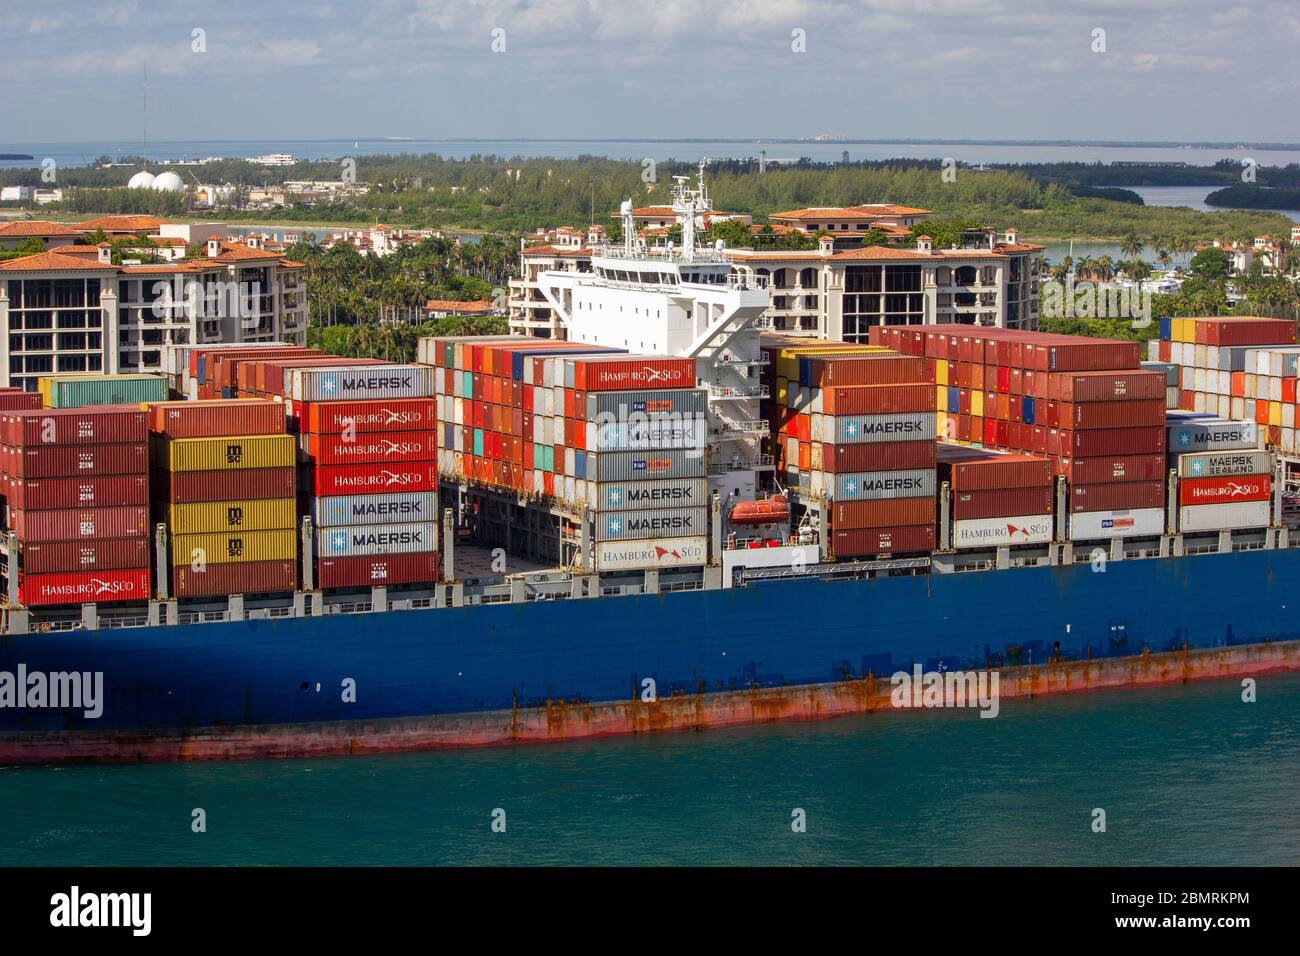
[2,174,1299,763]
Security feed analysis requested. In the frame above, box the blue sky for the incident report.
[5,0,1299,144]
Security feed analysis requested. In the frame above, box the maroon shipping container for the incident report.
[21,537,149,574]
[303,430,436,466]
[1,441,147,478]
[310,461,438,496]
[172,560,297,597]
[316,551,439,589]
[832,497,935,530]
[3,473,148,510]
[1029,339,1142,372]
[936,444,1053,490]
[1057,454,1166,484]
[301,398,437,435]
[821,439,936,474]
[153,466,296,504]
[9,505,149,543]
[833,524,936,558]
[147,399,286,438]
[809,355,926,387]
[1198,317,1297,347]
[1041,370,1166,403]
[0,406,147,447]
[0,391,42,411]
[820,383,933,415]
[1058,399,1166,430]
[18,567,151,607]
[1069,480,1165,513]
[1054,426,1165,458]
[952,488,1053,521]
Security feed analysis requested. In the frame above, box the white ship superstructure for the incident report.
[536,163,773,505]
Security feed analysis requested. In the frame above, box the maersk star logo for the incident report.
[322,377,337,395]
[606,516,622,536]
[845,422,858,438]
[331,531,348,551]
[1178,430,1191,447]
[1190,459,1205,476]
[844,479,858,495]
[606,487,622,507]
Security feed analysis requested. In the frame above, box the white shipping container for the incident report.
[312,492,439,527]
[1176,450,1274,478]
[317,521,438,557]
[1069,507,1165,541]
[953,514,1053,549]
[1179,499,1271,533]
[597,478,708,512]
[1167,418,1259,453]
[830,412,935,445]
[594,535,708,571]
[833,469,936,502]
[293,365,434,402]
[591,416,707,451]
[597,507,707,541]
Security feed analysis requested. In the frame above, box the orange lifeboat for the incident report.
[729,494,790,527]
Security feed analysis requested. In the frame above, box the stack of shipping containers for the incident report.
[937,444,1054,549]
[149,400,298,597]
[1167,411,1272,533]
[0,387,41,411]
[0,406,152,606]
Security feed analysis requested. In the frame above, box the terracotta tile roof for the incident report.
[47,244,102,256]
[425,298,494,313]
[74,215,166,232]
[0,221,83,238]
[0,251,116,272]
[521,245,592,257]
[210,242,286,262]
[119,262,217,274]
[771,203,931,221]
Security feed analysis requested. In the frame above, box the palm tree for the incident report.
[1096,255,1114,281]
[1157,248,1173,273]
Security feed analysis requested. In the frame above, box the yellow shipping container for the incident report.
[935,386,947,411]
[156,434,296,472]
[168,498,297,535]
[1173,317,1191,343]
[774,344,885,380]
[935,359,948,387]
[971,390,985,418]
[1270,401,1282,427]
[171,529,297,567]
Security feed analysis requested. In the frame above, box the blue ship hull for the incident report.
[1,546,1298,760]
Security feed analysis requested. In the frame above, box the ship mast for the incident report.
[671,158,710,263]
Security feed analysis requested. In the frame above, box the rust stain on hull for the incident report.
[2,641,1297,765]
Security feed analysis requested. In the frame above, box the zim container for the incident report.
[1069,480,1165,513]
[1057,454,1165,485]
[172,560,297,598]
[831,496,935,530]
[20,537,150,574]
[2,473,148,511]
[310,492,439,527]
[832,524,936,557]
[0,406,147,446]
[18,567,152,607]
[170,529,297,566]
[937,445,1053,491]
[316,552,439,589]
[156,434,295,471]
[317,521,438,557]
[167,497,297,534]
[821,439,935,474]
[1,441,146,478]
[9,505,149,543]
[154,466,296,504]
[953,488,1053,521]
[146,399,286,438]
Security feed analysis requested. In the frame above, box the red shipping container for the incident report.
[1198,317,1297,347]
[810,355,926,388]
[832,497,935,530]
[1,441,146,478]
[147,399,285,438]
[1044,370,1166,403]
[18,567,151,607]
[833,524,936,558]
[172,560,297,597]
[0,391,42,411]
[310,461,437,496]
[937,445,1053,490]
[1059,399,1166,430]
[821,383,933,415]
[952,488,1053,520]
[155,466,296,503]
[304,430,435,466]
[316,551,439,589]
[1069,480,1165,513]
[10,505,149,543]
[21,537,149,574]
[1179,474,1271,506]
[0,406,147,447]
[567,357,696,391]
[822,440,936,473]
[3,473,148,511]
[1056,426,1165,457]
[1057,454,1166,484]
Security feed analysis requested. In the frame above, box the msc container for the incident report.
[2,473,148,511]
[316,551,439,589]
[821,439,935,474]
[44,375,167,409]
[303,431,436,466]
[172,560,297,597]
[0,406,147,446]
[952,514,1054,548]
[155,466,296,504]
[953,488,1053,520]
[1178,474,1270,506]
[1,442,146,478]
[595,478,708,512]
[156,434,295,471]
[18,567,151,607]
[832,469,935,502]
[585,389,708,419]
[1175,450,1273,478]
[167,497,297,534]
[597,507,707,542]
[301,398,437,434]
[9,505,149,543]
[832,497,935,530]
[309,461,438,496]
[1068,507,1165,540]
[1166,419,1260,453]
[20,537,149,574]
[593,535,708,571]
[590,449,706,482]
[146,399,285,438]
[833,524,935,557]
[1041,370,1166,403]
[291,365,434,402]
[1057,454,1165,484]
[1069,481,1164,513]
[311,492,438,527]
[170,529,297,566]
[317,521,438,557]
[565,356,696,392]
[831,412,935,445]
[1178,499,1271,532]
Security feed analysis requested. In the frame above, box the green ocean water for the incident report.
[1,674,1297,866]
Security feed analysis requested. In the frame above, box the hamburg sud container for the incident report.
[147,400,297,597]
[296,387,439,590]
[937,443,1054,548]
[0,404,152,606]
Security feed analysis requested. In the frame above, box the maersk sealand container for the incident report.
[291,366,435,403]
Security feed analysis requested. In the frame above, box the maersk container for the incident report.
[310,461,438,497]
[20,537,150,574]
[832,469,935,502]
[1178,474,1270,506]
[317,551,439,589]
[167,498,297,535]
[292,366,434,403]
[17,567,151,607]
[831,412,935,445]
[2,473,148,511]
[593,535,707,571]
[44,375,167,409]
[172,560,297,598]
[585,389,707,420]
[595,478,707,512]
[157,434,295,472]
[832,497,935,530]
[952,514,1054,549]
[597,507,707,542]
[833,524,935,558]
[10,505,149,544]
[311,492,438,527]
[1,442,147,479]
[1068,507,1165,541]
[1175,450,1273,479]
[1178,499,1271,532]
[317,521,437,557]
[590,449,707,482]
[301,398,436,435]
[156,466,296,504]
[303,431,436,466]
[170,529,297,567]
[146,399,285,439]
[1166,419,1260,453]
[0,406,147,446]
[592,417,707,452]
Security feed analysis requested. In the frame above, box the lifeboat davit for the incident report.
[729,494,790,527]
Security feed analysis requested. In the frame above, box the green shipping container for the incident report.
[49,375,167,408]
[473,428,484,456]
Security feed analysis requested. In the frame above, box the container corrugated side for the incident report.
[2,474,148,511]
[154,466,296,503]
[167,498,297,534]
[833,524,935,557]
[597,507,706,541]
[1043,370,1167,402]
[590,449,706,482]
[302,398,436,434]
[593,536,707,571]
[1069,481,1165,513]
[310,492,438,527]
[309,461,438,496]
[146,399,285,438]
[0,407,147,446]
[18,567,151,606]
[831,497,935,530]
[316,522,438,557]
[1175,450,1273,478]
[292,366,434,402]
[172,560,297,597]
[1058,454,1165,484]
[594,478,707,512]
[316,552,439,589]
[20,538,150,574]
[953,488,1053,520]
[821,440,935,474]
[832,469,936,502]
[157,434,295,471]
[9,505,149,543]
[303,431,436,466]
[48,376,167,409]
[1178,499,1271,532]
[1,442,146,478]
[170,529,297,566]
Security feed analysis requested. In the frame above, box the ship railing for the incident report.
[715,419,768,435]
[102,615,149,629]
[707,383,769,399]
[708,453,774,475]
[329,601,373,615]
[660,579,704,593]
[727,273,770,291]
